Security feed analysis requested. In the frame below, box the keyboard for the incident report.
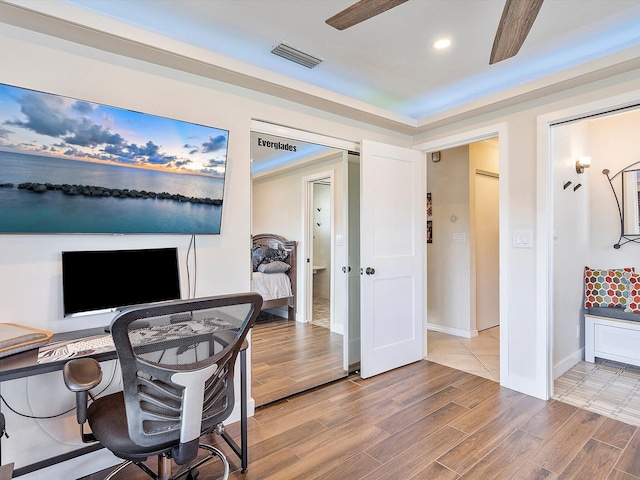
[65,334,114,354]
[37,334,115,363]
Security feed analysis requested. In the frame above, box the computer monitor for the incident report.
[62,247,181,317]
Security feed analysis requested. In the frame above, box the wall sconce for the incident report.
[576,156,591,174]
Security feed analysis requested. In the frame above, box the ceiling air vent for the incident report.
[271,43,323,69]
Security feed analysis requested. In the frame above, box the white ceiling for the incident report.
[2,0,640,135]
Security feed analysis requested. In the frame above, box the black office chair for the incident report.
[63,293,262,480]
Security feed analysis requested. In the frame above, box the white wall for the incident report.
[469,141,499,175]
[0,22,408,479]
[552,121,590,378]
[589,109,640,264]
[426,145,472,335]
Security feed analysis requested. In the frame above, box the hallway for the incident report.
[426,327,500,382]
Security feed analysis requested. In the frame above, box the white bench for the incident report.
[585,308,640,367]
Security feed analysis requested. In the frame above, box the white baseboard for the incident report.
[427,322,478,339]
[553,348,584,380]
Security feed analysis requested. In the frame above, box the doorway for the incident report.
[549,107,640,419]
[307,176,333,331]
[424,139,501,382]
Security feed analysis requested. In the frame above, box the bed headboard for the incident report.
[252,233,297,307]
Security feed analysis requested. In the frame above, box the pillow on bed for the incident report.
[258,261,291,274]
[252,244,289,271]
[251,245,267,271]
[584,266,634,308]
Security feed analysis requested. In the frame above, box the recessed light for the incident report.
[433,38,451,50]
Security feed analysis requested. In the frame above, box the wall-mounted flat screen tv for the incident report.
[0,83,229,234]
[62,247,181,316]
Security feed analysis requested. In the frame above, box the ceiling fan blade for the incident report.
[490,0,544,64]
[326,0,409,30]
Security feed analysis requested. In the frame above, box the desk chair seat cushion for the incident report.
[88,391,177,461]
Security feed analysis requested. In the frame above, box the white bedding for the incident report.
[251,272,292,301]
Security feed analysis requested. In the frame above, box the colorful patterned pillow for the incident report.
[624,273,640,313]
[584,266,634,308]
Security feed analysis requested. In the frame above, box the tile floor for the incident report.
[311,296,330,329]
[426,326,500,382]
[426,327,640,427]
[553,358,640,427]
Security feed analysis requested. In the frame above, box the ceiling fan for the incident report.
[326,0,545,64]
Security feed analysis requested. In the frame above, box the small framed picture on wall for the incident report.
[426,192,432,216]
[427,220,433,244]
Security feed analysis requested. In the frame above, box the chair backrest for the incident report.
[110,293,262,463]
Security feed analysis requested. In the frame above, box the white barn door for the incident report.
[360,140,424,378]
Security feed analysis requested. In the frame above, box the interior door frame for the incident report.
[413,123,510,388]
[302,171,335,325]
[344,152,361,372]
[537,88,640,399]
[250,121,358,152]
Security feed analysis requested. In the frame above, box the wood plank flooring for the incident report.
[251,316,346,407]
[84,359,640,480]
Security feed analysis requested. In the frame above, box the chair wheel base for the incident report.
[186,469,199,480]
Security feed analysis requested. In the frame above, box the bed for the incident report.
[251,233,297,322]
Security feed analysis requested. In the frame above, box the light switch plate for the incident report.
[512,230,533,248]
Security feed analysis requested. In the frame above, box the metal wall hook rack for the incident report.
[603,164,640,248]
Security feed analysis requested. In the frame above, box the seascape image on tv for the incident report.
[0,83,228,234]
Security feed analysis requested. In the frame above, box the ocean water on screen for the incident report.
[0,152,224,234]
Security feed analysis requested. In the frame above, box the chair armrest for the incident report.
[63,358,103,431]
[63,358,103,392]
